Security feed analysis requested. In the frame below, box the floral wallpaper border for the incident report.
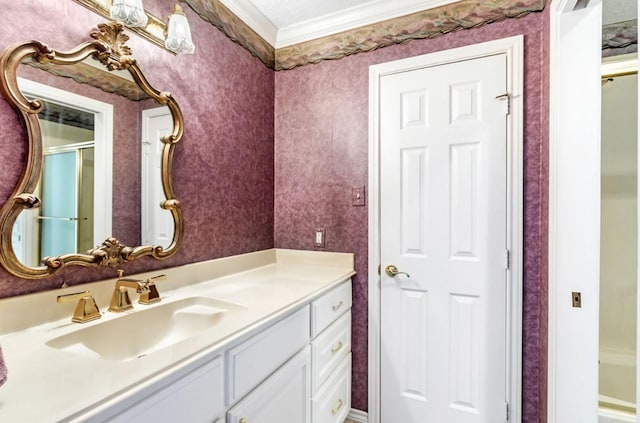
[602,19,638,58]
[27,61,149,101]
[184,0,546,70]
[275,0,546,70]
[184,0,275,69]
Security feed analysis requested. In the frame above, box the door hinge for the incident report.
[504,249,511,270]
[496,93,511,115]
[377,264,381,276]
[505,401,510,422]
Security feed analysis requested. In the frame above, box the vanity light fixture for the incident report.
[110,0,148,28]
[165,4,195,54]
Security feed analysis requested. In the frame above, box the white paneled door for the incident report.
[380,53,509,422]
[141,106,174,248]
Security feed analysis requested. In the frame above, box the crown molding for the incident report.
[183,0,545,70]
[275,0,459,48]
[275,0,545,70]
[185,0,275,68]
[219,0,278,46]
[219,0,461,48]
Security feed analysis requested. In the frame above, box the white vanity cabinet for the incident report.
[309,281,352,423]
[224,280,353,423]
[312,353,352,423]
[85,280,352,423]
[226,346,312,423]
[225,306,310,405]
[0,249,357,423]
[107,356,225,423]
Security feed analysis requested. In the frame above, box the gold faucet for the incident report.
[57,291,101,323]
[139,274,166,304]
[109,270,148,312]
[109,270,166,312]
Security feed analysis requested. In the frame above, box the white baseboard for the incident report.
[347,408,368,422]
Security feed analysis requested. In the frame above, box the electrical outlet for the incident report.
[314,228,325,248]
[352,186,366,206]
[572,291,582,308]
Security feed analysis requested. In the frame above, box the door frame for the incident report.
[547,1,603,421]
[140,106,172,247]
[16,77,114,247]
[368,35,524,423]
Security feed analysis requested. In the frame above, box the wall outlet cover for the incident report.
[352,186,366,206]
[314,228,325,248]
[572,291,582,308]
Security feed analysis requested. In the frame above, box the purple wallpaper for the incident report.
[274,10,549,422]
[0,1,274,296]
[0,2,550,421]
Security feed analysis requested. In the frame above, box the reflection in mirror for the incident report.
[141,106,174,249]
[0,22,184,279]
[11,77,113,267]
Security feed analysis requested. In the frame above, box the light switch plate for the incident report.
[314,228,325,248]
[352,186,366,206]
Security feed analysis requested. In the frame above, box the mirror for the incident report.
[0,22,184,279]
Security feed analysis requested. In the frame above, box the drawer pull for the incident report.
[332,300,344,311]
[331,341,344,354]
[240,419,247,423]
[331,398,344,415]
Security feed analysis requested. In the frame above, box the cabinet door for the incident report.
[311,281,352,337]
[108,356,224,423]
[312,311,351,394]
[312,353,351,423]
[226,306,310,405]
[227,346,311,423]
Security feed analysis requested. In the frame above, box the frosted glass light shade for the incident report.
[110,0,148,28]
[165,4,195,54]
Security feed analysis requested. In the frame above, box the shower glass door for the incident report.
[40,151,78,258]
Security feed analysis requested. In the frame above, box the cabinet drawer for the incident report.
[311,311,351,394]
[311,281,352,337]
[110,356,224,423]
[227,346,311,423]
[312,353,351,423]
[226,306,310,405]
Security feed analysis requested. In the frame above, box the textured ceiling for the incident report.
[221,0,637,43]
[244,0,448,30]
[247,0,374,28]
[603,0,637,25]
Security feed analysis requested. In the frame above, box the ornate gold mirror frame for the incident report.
[0,22,184,279]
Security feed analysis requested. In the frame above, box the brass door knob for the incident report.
[385,264,410,278]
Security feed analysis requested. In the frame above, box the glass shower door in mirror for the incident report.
[11,78,113,267]
[40,146,95,259]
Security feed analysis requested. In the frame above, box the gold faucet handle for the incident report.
[57,291,101,323]
[146,274,166,284]
[139,274,166,305]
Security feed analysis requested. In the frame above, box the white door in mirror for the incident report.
[141,106,174,248]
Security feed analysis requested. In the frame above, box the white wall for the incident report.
[600,71,638,404]
[548,2,603,421]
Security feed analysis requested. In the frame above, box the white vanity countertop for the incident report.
[0,249,355,422]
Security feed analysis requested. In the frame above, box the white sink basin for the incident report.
[46,297,245,361]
